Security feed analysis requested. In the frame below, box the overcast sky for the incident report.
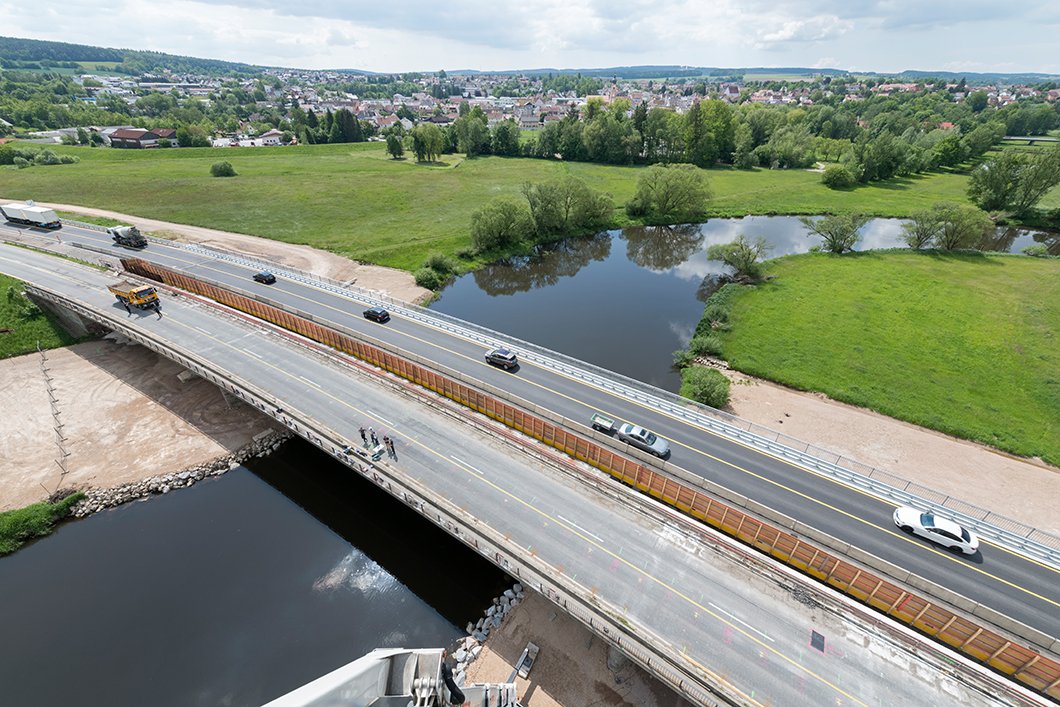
[4,0,1058,75]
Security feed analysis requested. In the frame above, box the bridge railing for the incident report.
[73,265,1060,704]
[24,282,733,707]
[133,241,1060,564]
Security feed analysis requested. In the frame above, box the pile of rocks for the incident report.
[70,428,292,518]
[452,582,525,686]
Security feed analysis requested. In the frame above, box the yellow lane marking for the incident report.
[167,313,864,704]
[53,233,1060,600]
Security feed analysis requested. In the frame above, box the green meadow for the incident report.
[721,251,1060,466]
[2,141,980,270]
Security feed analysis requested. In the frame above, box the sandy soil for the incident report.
[718,367,1060,535]
[30,201,434,306]
[0,337,279,512]
[3,204,1056,531]
[465,590,693,707]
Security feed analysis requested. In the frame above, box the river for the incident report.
[0,440,511,707]
[431,216,1059,391]
[3,214,1054,704]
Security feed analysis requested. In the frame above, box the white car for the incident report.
[893,506,979,555]
[616,424,669,458]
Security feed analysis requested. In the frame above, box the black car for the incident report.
[485,348,518,369]
[253,271,276,284]
[363,307,390,323]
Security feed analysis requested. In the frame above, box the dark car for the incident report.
[253,271,276,284]
[485,348,518,369]
[363,307,390,323]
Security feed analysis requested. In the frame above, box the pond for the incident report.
[431,217,1059,392]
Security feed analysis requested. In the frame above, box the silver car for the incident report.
[616,424,669,458]
[893,506,979,555]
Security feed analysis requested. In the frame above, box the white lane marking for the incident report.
[368,411,394,426]
[709,603,774,642]
[299,375,318,386]
[451,456,483,475]
[242,348,263,359]
[557,515,603,543]
[196,327,211,334]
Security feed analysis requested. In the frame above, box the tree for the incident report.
[491,119,520,156]
[933,203,993,250]
[900,206,945,249]
[626,163,712,221]
[967,90,989,113]
[210,160,237,177]
[798,213,869,253]
[410,122,444,162]
[705,234,773,280]
[932,134,963,167]
[521,176,614,236]
[968,144,1060,217]
[385,133,405,159]
[469,196,532,252]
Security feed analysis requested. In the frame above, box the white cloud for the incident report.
[0,0,1056,73]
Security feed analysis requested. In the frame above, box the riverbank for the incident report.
[0,336,283,512]
[460,587,693,707]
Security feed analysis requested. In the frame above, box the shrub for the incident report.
[210,160,237,177]
[673,348,695,368]
[680,367,731,408]
[1021,244,1049,257]
[59,154,79,164]
[414,267,443,289]
[821,163,856,189]
[690,333,723,357]
[13,156,30,168]
[454,245,477,260]
[423,252,456,274]
[34,149,60,165]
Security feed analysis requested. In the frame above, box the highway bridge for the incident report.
[2,221,1059,706]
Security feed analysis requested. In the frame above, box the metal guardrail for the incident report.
[155,240,1060,569]
[43,275,1059,705]
[26,283,731,707]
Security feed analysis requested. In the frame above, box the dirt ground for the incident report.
[2,204,1056,528]
[2,207,1057,705]
[0,337,280,512]
[719,368,1060,535]
[465,590,693,707]
[30,201,434,306]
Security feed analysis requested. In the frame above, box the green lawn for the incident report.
[0,142,992,271]
[720,251,1060,466]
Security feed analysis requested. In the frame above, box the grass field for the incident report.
[720,250,1060,466]
[0,141,995,271]
[0,270,88,357]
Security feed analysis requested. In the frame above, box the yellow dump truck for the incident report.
[108,280,159,309]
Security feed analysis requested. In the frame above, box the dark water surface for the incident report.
[432,217,1059,392]
[0,441,510,707]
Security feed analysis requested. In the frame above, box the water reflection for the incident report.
[469,232,612,296]
[984,226,1060,255]
[621,224,705,271]
[432,216,1057,393]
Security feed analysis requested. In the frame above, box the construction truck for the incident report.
[108,279,159,309]
[109,225,147,248]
